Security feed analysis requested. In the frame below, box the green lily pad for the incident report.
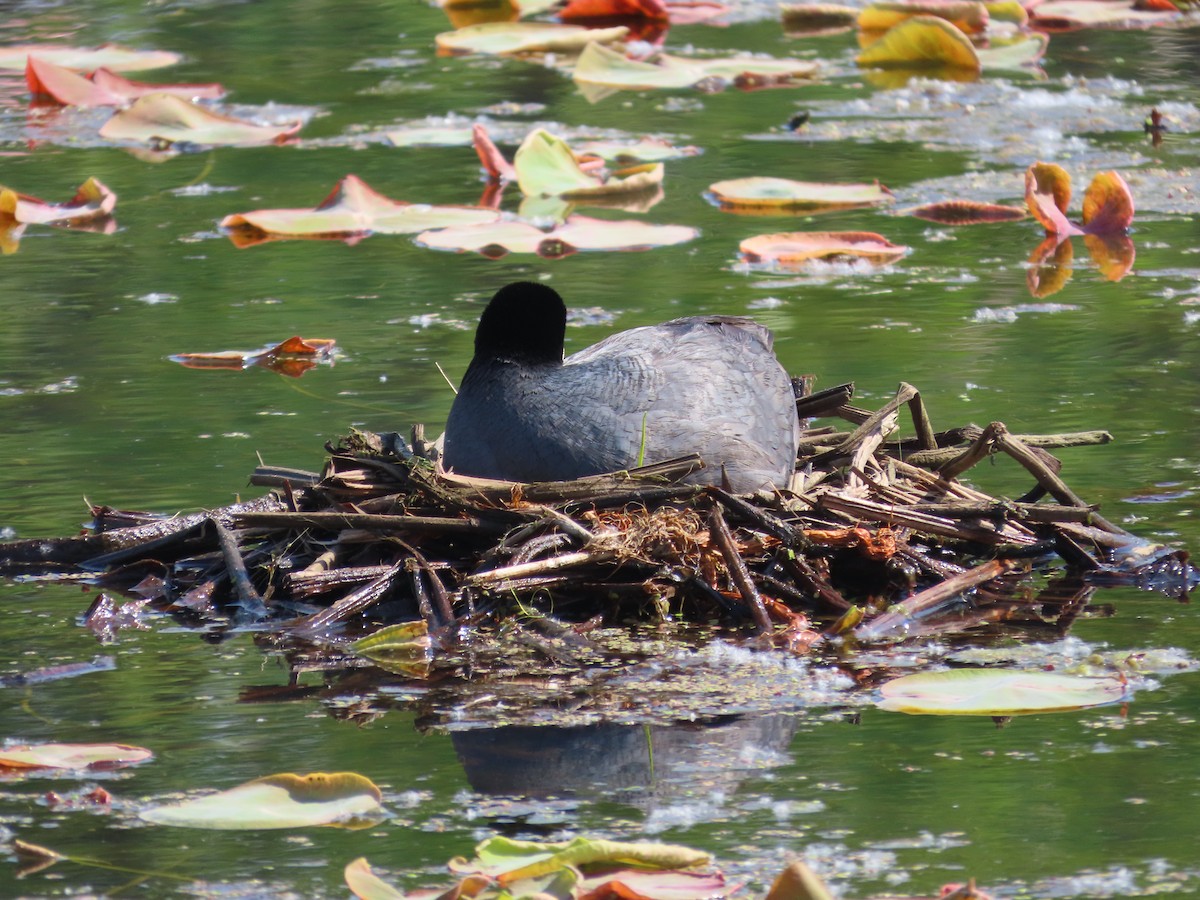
[514,129,664,198]
[451,836,712,878]
[140,772,384,829]
[877,667,1128,716]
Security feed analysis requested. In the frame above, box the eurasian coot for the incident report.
[441,282,800,493]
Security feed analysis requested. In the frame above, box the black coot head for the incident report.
[474,281,567,365]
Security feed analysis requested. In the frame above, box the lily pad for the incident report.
[514,128,664,198]
[1029,0,1180,29]
[1081,170,1135,235]
[26,56,224,107]
[905,200,1026,224]
[974,30,1048,68]
[1024,162,1134,237]
[707,177,893,213]
[352,621,433,678]
[573,137,701,163]
[740,230,910,265]
[170,336,338,378]
[0,177,116,225]
[451,836,712,878]
[780,4,861,35]
[344,857,408,900]
[0,742,152,771]
[220,175,500,245]
[139,772,384,829]
[877,667,1128,715]
[560,0,671,21]
[416,215,697,257]
[856,15,981,71]
[435,22,628,55]
[0,43,181,72]
[858,0,990,34]
[99,93,303,147]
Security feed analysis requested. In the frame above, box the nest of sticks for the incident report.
[1,381,1193,666]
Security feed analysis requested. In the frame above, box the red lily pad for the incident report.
[1080,170,1135,235]
[170,336,337,378]
[561,0,671,21]
[416,215,697,257]
[906,200,1027,224]
[221,175,500,246]
[740,230,910,266]
[0,177,116,225]
[0,43,181,72]
[0,742,153,771]
[1024,162,1134,236]
[99,93,302,147]
[26,56,224,107]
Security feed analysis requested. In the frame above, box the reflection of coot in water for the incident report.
[442,282,801,493]
[451,716,800,804]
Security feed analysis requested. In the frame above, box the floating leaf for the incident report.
[452,836,711,878]
[765,860,836,900]
[26,56,224,107]
[99,93,302,147]
[780,3,860,34]
[0,177,116,225]
[386,123,476,147]
[352,621,433,678]
[0,43,181,72]
[573,137,701,163]
[441,0,521,27]
[170,336,337,378]
[877,668,1127,715]
[416,215,697,257]
[474,123,518,180]
[740,230,910,266]
[220,175,500,245]
[985,0,1029,23]
[435,22,628,55]
[514,128,664,198]
[139,772,384,829]
[1024,161,1082,236]
[707,176,892,214]
[858,0,990,34]
[856,15,981,70]
[561,0,671,21]
[0,742,152,771]
[974,30,1048,68]
[344,858,409,900]
[1028,0,1180,29]
[906,200,1026,224]
[1080,170,1135,235]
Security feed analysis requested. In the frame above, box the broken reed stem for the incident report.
[993,427,1090,508]
[233,510,506,535]
[467,550,619,587]
[212,519,267,621]
[708,504,773,635]
[291,562,403,636]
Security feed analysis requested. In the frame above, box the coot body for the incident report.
[441,282,800,492]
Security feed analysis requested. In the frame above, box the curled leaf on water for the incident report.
[220,174,500,246]
[0,742,152,771]
[435,22,629,55]
[740,231,910,266]
[1080,171,1135,235]
[170,336,337,378]
[0,43,181,72]
[985,0,1029,23]
[765,860,835,900]
[352,621,433,678]
[139,772,384,829]
[877,667,1128,715]
[780,3,860,35]
[99,93,303,147]
[26,56,225,107]
[416,215,697,257]
[514,128,664,199]
[386,123,477,147]
[905,200,1026,224]
[0,177,116,226]
[856,15,981,71]
[573,137,701,163]
[858,0,990,34]
[474,123,518,180]
[452,835,712,879]
[706,176,892,214]
[1024,161,1082,236]
[1028,0,1180,30]
[344,857,411,899]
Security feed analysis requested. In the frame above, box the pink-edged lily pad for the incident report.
[1029,0,1180,30]
[858,0,990,34]
[878,668,1128,715]
[0,742,152,771]
[514,128,664,198]
[740,230,910,266]
[140,772,384,829]
[386,123,477,147]
[0,43,181,72]
[906,200,1027,224]
[707,176,893,214]
[26,56,224,107]
[1024,162,1134,236]
[0,177,116,225]
[220,175,500,247]
[416,215,697,257]
[435,22,629,55]
[99,93,302,147]
[856,15,981,70]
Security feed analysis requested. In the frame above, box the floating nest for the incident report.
[1,381,1194,700]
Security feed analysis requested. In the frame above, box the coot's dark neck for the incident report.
[473,282,566,366]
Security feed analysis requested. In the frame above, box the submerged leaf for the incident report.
[435,22,628,55]
[906,200,1026,224]
[0,43,181,72]
[99,93,302,147]
[140,772,384,829]
[220,174,500,245]
[0,742,152,771]
[858,0,990,34]
[0,177,116,225]
[856,15,981,70]
[416,215,697,256]
[707,176,892,213]
[740,231,910,265]
[26,56,224,107]
[877,667,1127,715]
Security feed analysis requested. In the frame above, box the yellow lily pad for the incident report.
[514,129,664,198]
[416,215,697,256]
[707,177,892,213]
[858,0,990,34]
[856,15,981,70]
[99,93,303,147]
[0,43,181,72]
[878,668,1128,715]
[740,230,910,266]
[435,22,628,55]
[0,742,152,771]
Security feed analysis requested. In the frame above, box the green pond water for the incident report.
[1,0,1199,895]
